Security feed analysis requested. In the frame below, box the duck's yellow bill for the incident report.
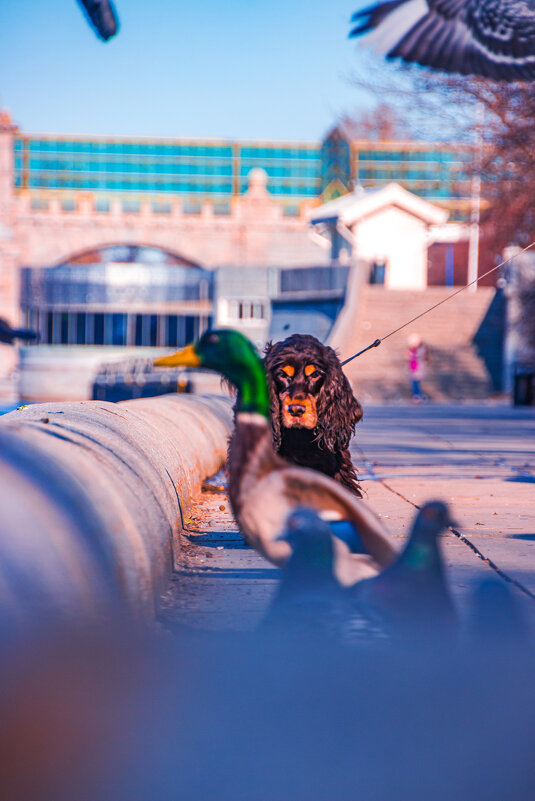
[154,344,200,368]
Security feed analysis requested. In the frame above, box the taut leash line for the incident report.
[341,241,535,367]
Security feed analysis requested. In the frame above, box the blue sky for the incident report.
[0,0,382,141]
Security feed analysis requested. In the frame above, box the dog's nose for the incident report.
[288,403,306,417]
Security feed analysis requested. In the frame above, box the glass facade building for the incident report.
[352,142,472,220]
[13,130,473,219]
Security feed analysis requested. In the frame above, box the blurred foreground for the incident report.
[1,621,534,801]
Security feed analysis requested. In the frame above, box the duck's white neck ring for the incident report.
[236,411,269,426]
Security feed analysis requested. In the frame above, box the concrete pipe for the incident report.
[0,394,232,628]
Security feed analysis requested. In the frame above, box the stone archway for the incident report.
[53,242,203,269]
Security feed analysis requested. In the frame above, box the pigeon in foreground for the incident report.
[349,501,457,639]
[0,318,39,345]
[263,508,345,634]
[77,0,119,41]
[471,577,530,646]
[350,0,535,81]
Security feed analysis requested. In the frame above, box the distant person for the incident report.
[406,333,427,403]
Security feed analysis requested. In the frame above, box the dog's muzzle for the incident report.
[282,396,318,429]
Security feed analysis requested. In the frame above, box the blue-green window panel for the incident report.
[356,149,469,163]
[13,139,24,152]
[49,141,289,160]
[26,139,234,158]
[265,186,318,196]
[359,160,452,172]
[239,163,320,179]
[358,167,456,182]
[355,151,471,170]
[25,153,236,166]
[239,146,320,160]
[30,156,236,167]
[26,159,234,176]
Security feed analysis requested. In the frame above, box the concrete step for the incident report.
[339,286,498,402]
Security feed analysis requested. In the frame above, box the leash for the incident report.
[381,479,535,604]
[341,241,535,367]
[357,447,535,604]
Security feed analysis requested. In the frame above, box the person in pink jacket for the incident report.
[406,333,427,403]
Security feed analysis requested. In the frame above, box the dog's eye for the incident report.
[305,365,319,377]
[281,365,295,377]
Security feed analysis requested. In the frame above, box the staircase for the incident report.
[338,286,499,402]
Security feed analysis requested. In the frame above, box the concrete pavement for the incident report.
[159,404,535,631]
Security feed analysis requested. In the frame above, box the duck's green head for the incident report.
[154,329,270,419]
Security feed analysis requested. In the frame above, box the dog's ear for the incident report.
[220,377,238,414]
[263,342,282,450]
[316,351,363,451]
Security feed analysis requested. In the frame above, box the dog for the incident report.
[264,334,363,496]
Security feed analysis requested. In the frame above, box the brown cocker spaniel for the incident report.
[264,334,363,496]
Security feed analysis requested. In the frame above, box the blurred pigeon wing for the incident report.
[351,0,535,80]
[77,0,119,41]
[0,319,39,345]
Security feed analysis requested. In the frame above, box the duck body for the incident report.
[155,330,397,584]
[228,412,396,581]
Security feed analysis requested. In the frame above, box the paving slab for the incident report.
[158,477,280,632]
[355,404,535,623]
[158,404,535,631]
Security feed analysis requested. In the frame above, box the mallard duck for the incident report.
[154,329,397,583]
[350,501,457,637]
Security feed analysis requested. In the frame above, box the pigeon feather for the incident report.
[351,0,535,80]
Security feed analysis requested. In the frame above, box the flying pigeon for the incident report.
[350,0,535,81]
[77,0,119,41]
[0,318,39,346]
[349,501,458,639]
